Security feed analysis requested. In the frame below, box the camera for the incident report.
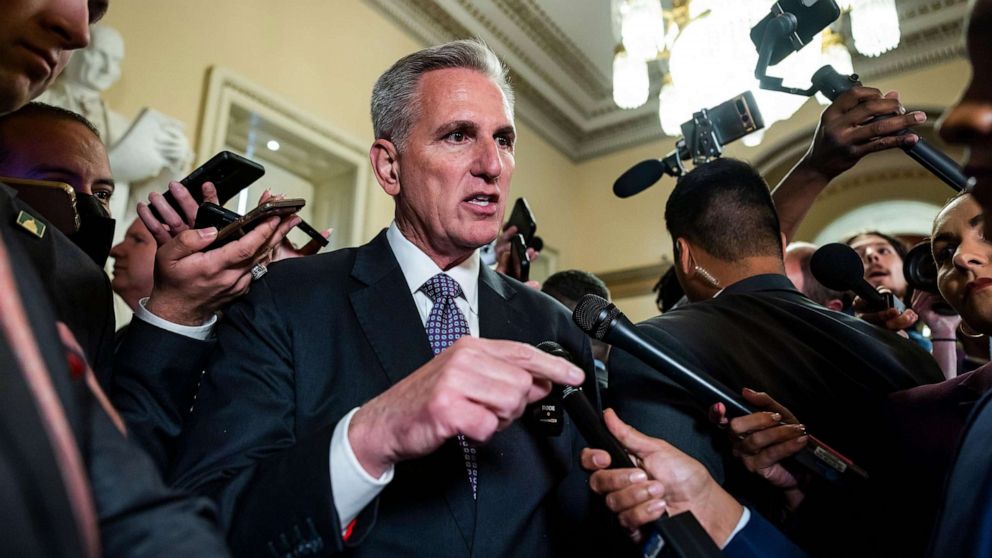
[613,91,765,198]
[903,240,958,315]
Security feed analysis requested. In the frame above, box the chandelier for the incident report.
[612,0,899,144]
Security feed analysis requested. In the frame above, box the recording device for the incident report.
[158,151,329,249]
[535,342,723,558]
[194,202,240,230]
[572,294,869,487]
[613,92,765,198]
[506,197,536,245]
[1,176,79,234]
[751,0,973,191]
[205,198,305,251]
[903,241,958,316]
[152,151,265,221]
[809,243,903,313]
[508,233,531,282]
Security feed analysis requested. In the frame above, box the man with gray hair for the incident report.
[169,39,609,556]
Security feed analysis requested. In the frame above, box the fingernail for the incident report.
[567,367,583,384]
[198,227,217,239]
[629,471,647,483]
[647,500,666,513]
[914,112,927,122]
[796,424,807,435]
[898,105,907,115]
[743,387,756,394]
[592,454,608,468]
[770,412,782,422]
[647,483,664,497]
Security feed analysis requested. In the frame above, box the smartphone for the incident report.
[1,176,79,234]
[505,198,536,246]
[750,0,840,66]
[153,151,265,221]
[194,202,240,230]
[205,198,305,251]
[508,233,530,282]
[686,91,765,150]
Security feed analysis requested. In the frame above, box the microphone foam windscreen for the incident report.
[572,294,619,340]
[613,160,665,198]
[809,242,867,291]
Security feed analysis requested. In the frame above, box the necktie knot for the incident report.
[421,273,463,303]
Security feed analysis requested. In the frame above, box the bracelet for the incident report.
[931,338,957,342]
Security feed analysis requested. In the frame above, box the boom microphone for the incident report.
[809,243,901,313]
[535,341,723,558]
[613,160,666,198]
[571,295,868,486]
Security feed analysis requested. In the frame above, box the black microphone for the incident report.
[809,242,902,313]
[536,342,628,464]
[613,160,666,198]
[811,66,973,192]
[571,295,868,486]
[536,341,723,558]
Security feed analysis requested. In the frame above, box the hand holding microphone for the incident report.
[571,295,868,487]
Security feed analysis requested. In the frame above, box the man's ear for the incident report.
[370,139,401,197]
[780,232,788,256]
[676,238,694,276]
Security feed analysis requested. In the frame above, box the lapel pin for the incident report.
[16,210,46,239]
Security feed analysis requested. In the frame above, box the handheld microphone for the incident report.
[811,66,973,192]
[809,243,903,313]
[536,342,723,558]
[571,295,868,486]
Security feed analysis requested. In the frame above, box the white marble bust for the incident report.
[39,24,191,224]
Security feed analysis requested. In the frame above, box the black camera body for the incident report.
[904,241,958,315]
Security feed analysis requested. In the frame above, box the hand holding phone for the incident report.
[204,198,306,251]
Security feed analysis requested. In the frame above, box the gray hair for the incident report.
[371,39,514,152]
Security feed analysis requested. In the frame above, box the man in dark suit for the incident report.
[608,158,942,555]
[163,40,608,556]
[0,3,232,555]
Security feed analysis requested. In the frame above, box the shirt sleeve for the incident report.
[133,297,217,341]
[329,407,395,530]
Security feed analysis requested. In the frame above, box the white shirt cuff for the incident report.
[329,407,394,531]
[722,506,751,547]
[134,297,217,341]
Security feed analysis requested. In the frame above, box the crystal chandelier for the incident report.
[611,0,900,145]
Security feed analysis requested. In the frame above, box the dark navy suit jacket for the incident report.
[167,230,612,557]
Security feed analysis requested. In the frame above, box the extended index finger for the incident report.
[477,339,584,387]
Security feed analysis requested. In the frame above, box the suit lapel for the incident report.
[349,231,434,386]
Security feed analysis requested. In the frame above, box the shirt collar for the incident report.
[386,221,480,311]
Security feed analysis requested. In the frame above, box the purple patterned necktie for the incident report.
[421,273,478,500]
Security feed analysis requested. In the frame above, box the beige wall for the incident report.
[101,1,970,320]
[101,0,583,264]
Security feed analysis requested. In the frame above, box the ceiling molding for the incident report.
[365,0,968,162]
